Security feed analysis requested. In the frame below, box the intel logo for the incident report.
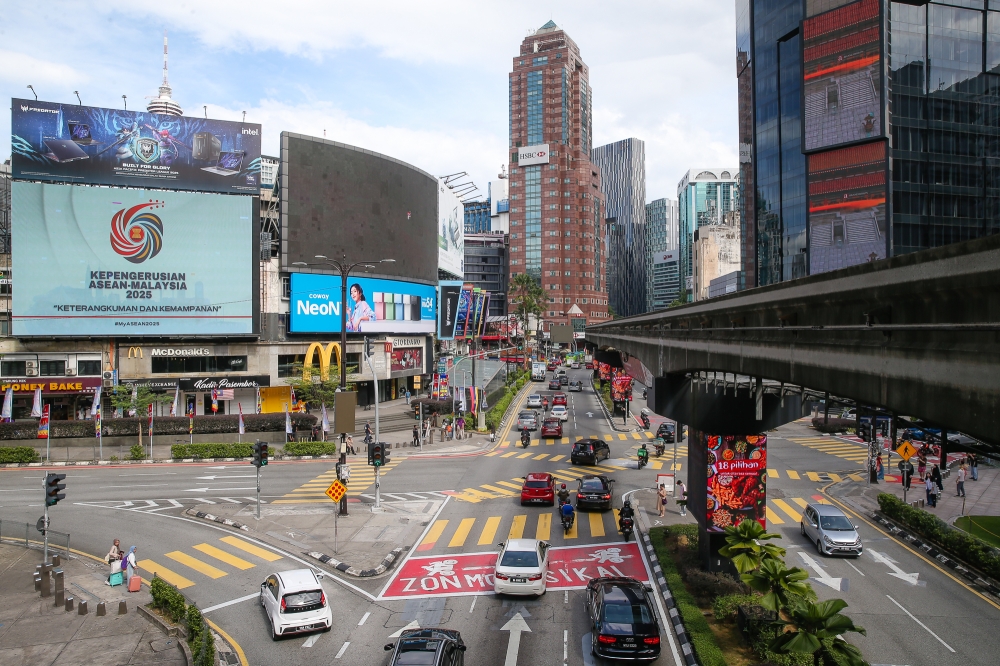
[242,128,259,135]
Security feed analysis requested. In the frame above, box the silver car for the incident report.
[800,503,863,557]
[517,411,538,431]
[526,394,543,408]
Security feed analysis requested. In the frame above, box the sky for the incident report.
[0,1,738,203]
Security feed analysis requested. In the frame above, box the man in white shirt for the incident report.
[956,465,967,498]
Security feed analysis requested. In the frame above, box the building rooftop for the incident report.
[537,20,559,33]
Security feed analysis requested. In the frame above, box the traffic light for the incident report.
[259,442,268,466]
[382,446,391,466]
[252,441,265,468]
[45,473,66,507]
[364,337,374,358]
[372,442,383,467]
[367,439,375,465]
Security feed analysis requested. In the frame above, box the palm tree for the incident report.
[509,273,548,362]
[769,598,868,666]
[718,519,786,574]
[741,557,816,612]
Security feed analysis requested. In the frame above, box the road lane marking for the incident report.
[791,497,809,509]
[358,612,371,625]
[479,517,502,545]
[449,518,476,547]
[192,544,255,570]
[517,452,534,459]
[533,453,548,460]
[768,468,779,478]
[604,435,613,441]
[786,470,800,479]
[165,551,227,579]
[481,485,516,496]
[202,593,258,613]
[501,452,519,458]
[536,513,551,541]
[827,473,842,482]
[806,472,821,482]
[219,536,282,562]
[765,507,784,524]
[562,437,570,444]
[617,434,628,440]
[885,595,955,652]
[846,561,865,576]
[334,641,350,659]
[588,512,605,537]
[418,520,449,551]
[138,559,194,589]
[470,596,477,613]
[495,481,522,490]
[549,455,565,462]
[772,499,802,522]
[508,515,526,539]
[302,633,321,648]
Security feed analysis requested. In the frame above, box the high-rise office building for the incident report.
[490,177,510,233]
[464,233,509,317]
[592,138,647,317]
[464,199,492,233]
[677,169,739,300]
[649,248,681,310]
[739,0,1000,287]
[645,198,679,311]
[508,21,609,328]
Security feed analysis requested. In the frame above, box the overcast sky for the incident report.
[1,1,738,202]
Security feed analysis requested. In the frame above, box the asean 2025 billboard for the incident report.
[11,182,255,336]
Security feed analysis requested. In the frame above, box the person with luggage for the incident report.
[124,546,140,591]
[105,538,123,585]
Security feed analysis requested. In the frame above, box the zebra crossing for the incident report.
[138,534,283,590]
[270,461,401,504]
[499,430,659,447]
[785,436,870,465]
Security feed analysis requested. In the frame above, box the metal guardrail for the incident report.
[0,520,71,559]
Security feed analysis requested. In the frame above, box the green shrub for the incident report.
[129,444,145,460]
[186,604,204,645]
[810,417,856,434]
[0,413,317,440]
[712,593,759,622]
[170,443,254,459]
[284,441,339,456]
[191,617,215,666]
[150,575,186,622]
[0,446,39,464]
[682,568,749,602]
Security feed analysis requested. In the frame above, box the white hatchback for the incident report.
[550,405,569,421]
[260,569,332,640]
[494,538,550,596]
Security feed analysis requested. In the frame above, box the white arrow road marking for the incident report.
[183,487,257,492]
[195,475,257,480]
[869,550,920,585]
[388,620,420,639]
[798,551,848,591]
[302,633,321,648]
[586,412,594,417]
[501,612,531,666]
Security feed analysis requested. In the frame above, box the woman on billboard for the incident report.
[347,283,376,331]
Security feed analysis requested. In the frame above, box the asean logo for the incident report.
[110,200,164,264]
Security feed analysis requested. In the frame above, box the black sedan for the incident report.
[587,577,661,661]
[558,375,569,386]
[655,422,676,443]
[384,628,466,665]
[576,475,614,511]
[571,439,610,465]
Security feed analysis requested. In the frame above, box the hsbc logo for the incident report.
[517,143,550,166]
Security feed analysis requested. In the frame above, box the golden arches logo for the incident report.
[127,347,143,359]
[303,342,342,382]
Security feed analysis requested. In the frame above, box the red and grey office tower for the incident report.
[507,20,609,331]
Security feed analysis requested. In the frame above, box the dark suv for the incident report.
[385,628,466,665]
[576,475,614,511]
[571,438,611,465]
[587,577,661,661]
[655,422,675,443]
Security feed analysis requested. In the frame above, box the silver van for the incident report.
[800,503,863,557]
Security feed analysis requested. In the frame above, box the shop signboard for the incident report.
[119,378,179,390]
[0,377,104,394]
[11,99,262,194]
[391,348,423,374]
[705,433,768,531]
[178,375,270,391]
[290,273,436,334]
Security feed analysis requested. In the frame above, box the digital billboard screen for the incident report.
[437,280,463,340]
[438,180,464,278]
[11,99,262,194]
[705,434,767,531]
[453,284,474,339]
[802,0,883,152]
[807,141,887,275]
[11,183,255,336]
[289,273,436,334]
[281,133,438,283]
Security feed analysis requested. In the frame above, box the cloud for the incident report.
[0,50,87,87]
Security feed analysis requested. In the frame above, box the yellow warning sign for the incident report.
[896,440,917,461]
[325,480,347,503]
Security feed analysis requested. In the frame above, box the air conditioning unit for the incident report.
[102,371,114,381]
[65,367,76,376]
[25,360,38,377]
[103,379,113,388]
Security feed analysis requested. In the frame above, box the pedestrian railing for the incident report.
[0,520,71,559]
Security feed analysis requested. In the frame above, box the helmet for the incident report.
[623,499,632,508]
[561,483,567,489]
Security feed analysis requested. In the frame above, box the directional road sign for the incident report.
[896,440,917,461]
[325,480,347,503]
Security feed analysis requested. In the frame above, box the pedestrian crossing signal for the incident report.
[45,473,66,506]
[372,442,384,467]
[259,442,268,466]
[252,441,269,468]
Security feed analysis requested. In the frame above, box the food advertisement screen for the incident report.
[705,434,767,531]
[802,0,883,152]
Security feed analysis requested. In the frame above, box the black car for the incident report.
[558,375,569,386]
[576,474,614,511]
[385,628,466,665]
[548,379,561,390]
[655,422,676,443]
[571,438,611,465]
[587,577,661,661]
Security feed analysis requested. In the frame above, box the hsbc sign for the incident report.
[517,143,550,167]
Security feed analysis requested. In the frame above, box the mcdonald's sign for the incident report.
[303,342,342,382]
[127,347,143,359]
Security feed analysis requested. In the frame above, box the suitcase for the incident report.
[128,574,141,592]
[109,571,123,587]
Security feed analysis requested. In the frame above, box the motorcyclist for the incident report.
[619,499,635,531]
[521,427,530,447]
[640,412,650,429]
[557,483,571,506]
[653,437,665,456]
[542,396,549,411]
[637,442,649,466]
[642,388,648,400]
[560,499,575,529]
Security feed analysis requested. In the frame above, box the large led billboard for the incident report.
[438,180,464,279]
[11,99,261,194]
[12,183,255,336]
[280,133,438,283]
[705,434,767,531]
[437,280,463,340]
[802,0,884,152]
[807,141,887,275]
[289,273,436,334]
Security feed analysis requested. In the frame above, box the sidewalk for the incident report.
[0,543,185,666]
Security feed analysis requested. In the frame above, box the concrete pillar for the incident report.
[118,600,127,615]
[96,602,106,616]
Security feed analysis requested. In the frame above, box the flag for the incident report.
[31,388,43,418]
[90,387,100,417]
[255,387,261,414]
[95,406,102,439]
[238,404,245,435]
[188,413,194,434]
[128,384,137,416]
[170,386,180,416]
[290,387,297,411]
[211,389,219,414]
[1,387,12,420]
[147,403,153,431]
[285,408,293,435]
[218,389,235,400]
[37,405,50,439]
[321,403,330,433]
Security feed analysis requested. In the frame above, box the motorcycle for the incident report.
[619,515,634,542]
[560,504,575,533]
[640,414,650,430]
[637,449,648,470]
[521,431,531,448]
[653,438,665,457]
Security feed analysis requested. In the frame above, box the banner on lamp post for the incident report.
[31,387,43,418]
[37,405,50,439]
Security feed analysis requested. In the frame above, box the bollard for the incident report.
[96,602,106,617]
[65,596,74,612]
[34,576,41,592]
[54,590,64,607]
[52,555,61,567]
[78,599,88,615]
[118,600,127,615]
[39,565,51,598]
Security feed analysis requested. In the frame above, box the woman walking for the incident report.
[677,481,688,516]
[657,483,668,517]
[104,539,122,585]
[924,473,935,507]
[124,546,138,588]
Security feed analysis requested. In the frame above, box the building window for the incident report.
[281,276,290,299]
[152,355,248,374]
[1,360,26,377]
[278,354,305,378]
[78,360,102,376]
[40,361,66,376]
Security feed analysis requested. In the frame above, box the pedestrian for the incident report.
[956,464,967,497]
[676,481,687,516]
[931,464,943,494]
[124,546,138,588]
[657,483,668,517]
[457,415,465,439]
[917,455,927,480]
[104,538,122,585]
[405,389,411,405]
[364,420,372,444]
[412,424,420,447]
[876,454,884,481]
[345,434,356,456]
[924,473,935,507]
[970,453,979,481]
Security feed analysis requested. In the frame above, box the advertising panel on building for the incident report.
[653,249,678,265]
[280,133,438,283]
[807,141,887,275]
[705,433,767,531]
[516,144,550,167]
[438,180,464,278]
[289,273,436,334]
[437,280,463,340]
[801,0,884,153]
[11,182,256,336]
[11,99,262,194]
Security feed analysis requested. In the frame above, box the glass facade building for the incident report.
[464,199,492,234]
[644,198,679,312]
[592,138,648,317]
[464,233,509,317]
[677,169,739,300]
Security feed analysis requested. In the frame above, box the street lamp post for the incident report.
[292,254,395,516]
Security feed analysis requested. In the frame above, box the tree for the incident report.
[769,598,868,666]
[281,362,345,410]
[741,557,816,612]
[509,273,548,362]
[109,384,173,416]
[718,519,786,574]
[607,304,619,320]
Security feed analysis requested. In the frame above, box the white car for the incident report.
[526,394,543,408]
[260,569,332,640]
[550,405,569,421]
[494,539,550,596]
[571,362,580,369]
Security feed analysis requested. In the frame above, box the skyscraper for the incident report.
[592,138,647,317]
[645,197,679,311]
[146,31,183,116]
[677,169,739,300]
[507,21,609,328]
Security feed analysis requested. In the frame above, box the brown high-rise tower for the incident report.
[507,21,609,331]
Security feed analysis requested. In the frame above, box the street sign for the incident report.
[325,480,347,503]
[36,515,47,534]
[896,440,917,461]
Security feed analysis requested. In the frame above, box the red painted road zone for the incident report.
[381,542,648,599]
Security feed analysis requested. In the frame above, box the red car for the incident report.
[541,417,563,438]
[547,363,557,371]
[520,472,555,505]
[585,362,594,369]
[552,393,567,406]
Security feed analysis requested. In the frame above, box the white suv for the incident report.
[260,569,332,639]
